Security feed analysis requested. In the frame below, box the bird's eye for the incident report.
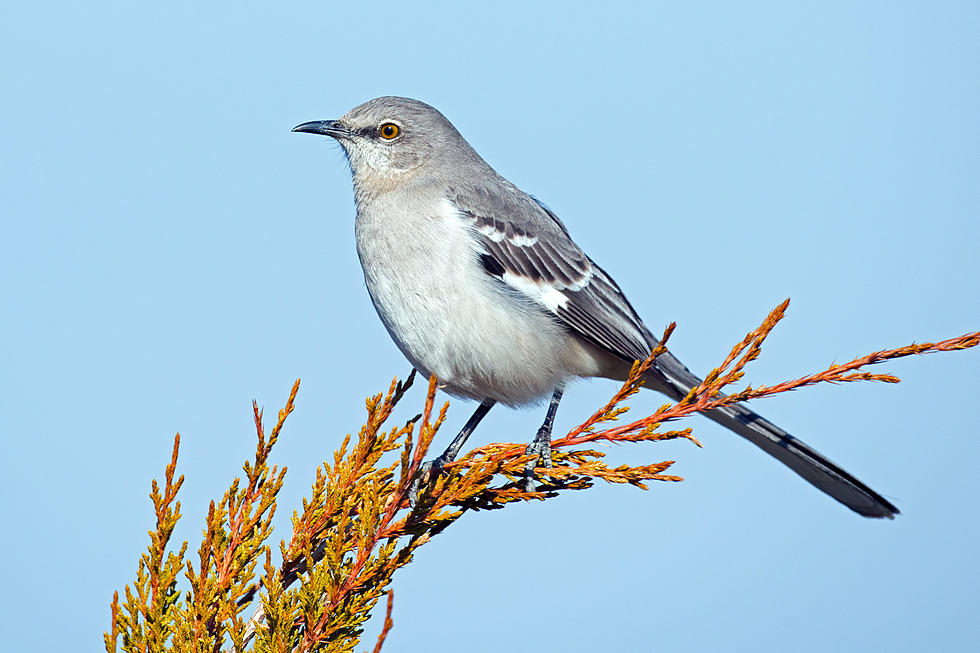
[379,123,400,140]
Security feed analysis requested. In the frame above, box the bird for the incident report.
[292,96,898,518]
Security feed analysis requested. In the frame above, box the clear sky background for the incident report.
[2,2,978,651]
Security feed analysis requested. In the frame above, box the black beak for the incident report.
[292,120,352,140]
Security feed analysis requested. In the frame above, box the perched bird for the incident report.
[293,96,897,518]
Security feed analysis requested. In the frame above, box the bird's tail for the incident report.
[645,350,899,519]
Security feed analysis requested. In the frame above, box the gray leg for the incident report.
[438,400,495,465]
[523,386,564,489]
[409,400,495,506]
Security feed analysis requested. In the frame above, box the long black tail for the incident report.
[647,350,898,519]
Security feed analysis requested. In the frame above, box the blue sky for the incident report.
[2,2,978,651]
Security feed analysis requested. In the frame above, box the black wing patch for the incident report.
[480,253,505,278]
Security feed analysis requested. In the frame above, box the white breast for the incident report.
[354,194,600,406]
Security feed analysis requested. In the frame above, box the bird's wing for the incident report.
[448,183,656,364]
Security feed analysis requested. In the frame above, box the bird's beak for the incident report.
[292,120,352,140]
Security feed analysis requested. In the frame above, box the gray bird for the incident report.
[293,96,897,518]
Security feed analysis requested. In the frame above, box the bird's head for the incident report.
[293,96,469,193]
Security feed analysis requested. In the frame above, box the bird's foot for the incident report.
[408,455,450,508]
[522,426,554,492]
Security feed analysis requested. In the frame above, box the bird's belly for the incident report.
[354,198,595,405]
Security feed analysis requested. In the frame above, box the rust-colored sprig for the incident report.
[105,303,978,653]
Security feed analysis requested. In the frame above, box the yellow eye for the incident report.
[379,123,400,139]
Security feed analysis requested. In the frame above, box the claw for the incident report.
[408,456,446,508]
[522,427,554,491]
[408,400,496,508]
[521,386,564,492]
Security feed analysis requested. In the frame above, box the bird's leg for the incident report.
[409,400,495,507]
[523,386,564,490]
